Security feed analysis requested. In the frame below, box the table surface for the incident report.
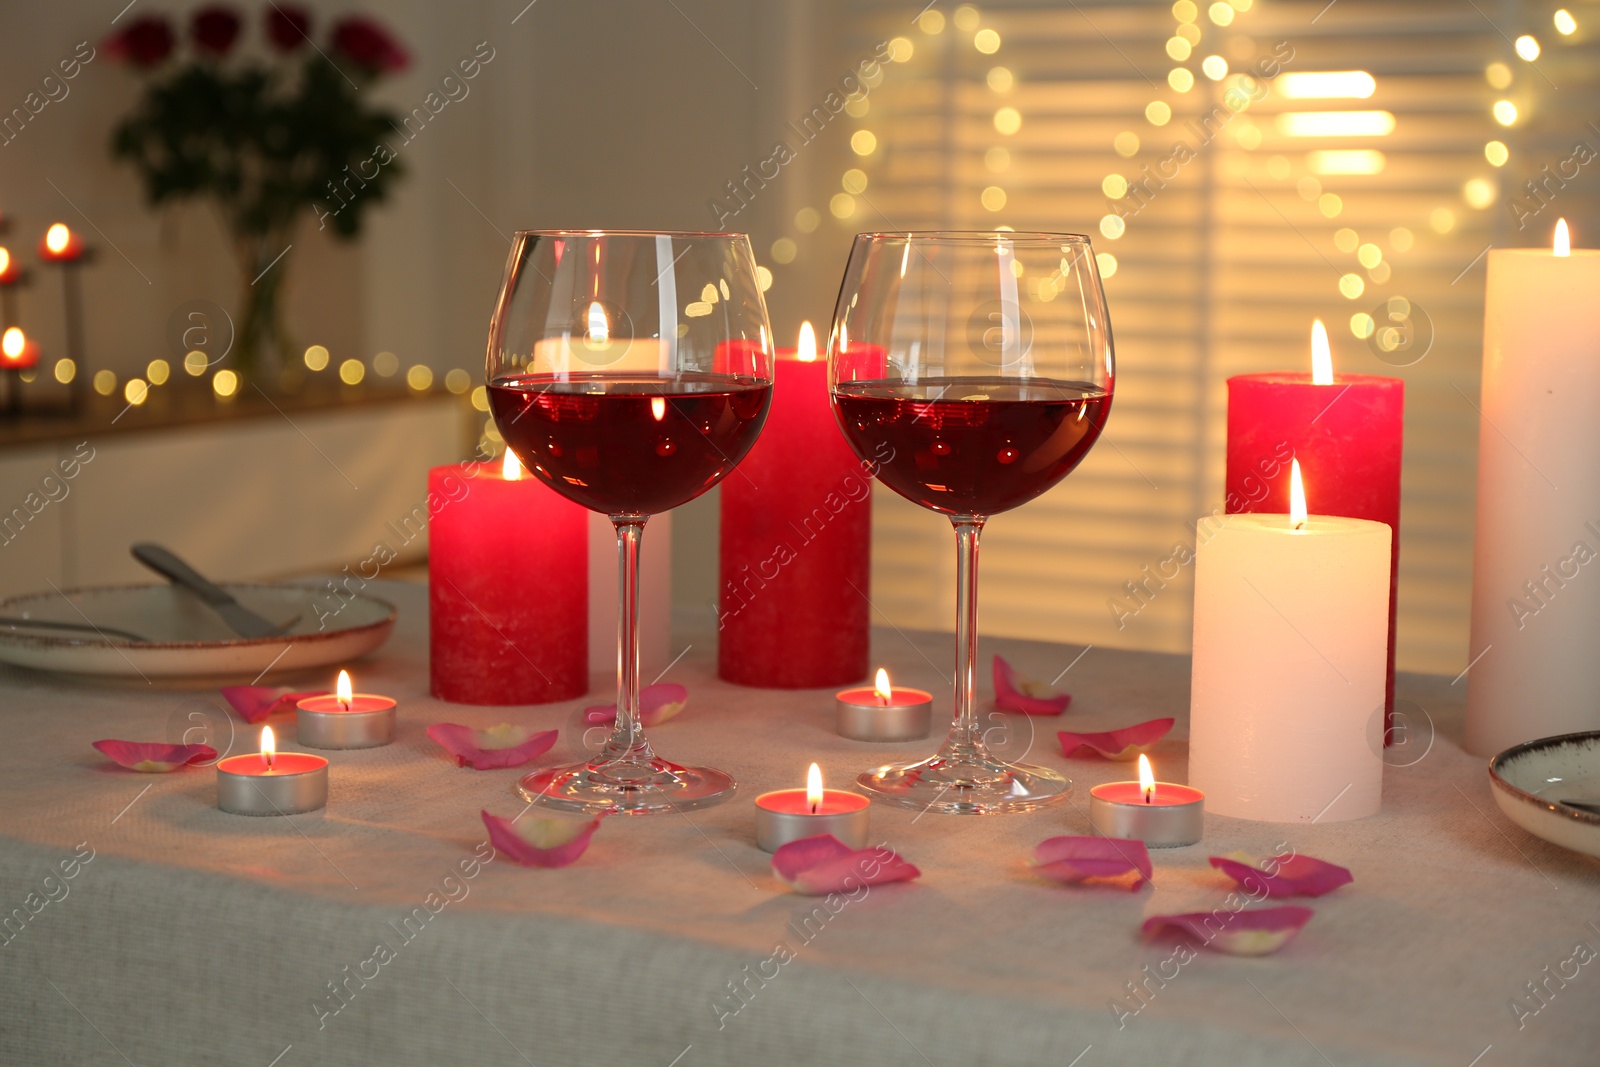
[1,580,1596,1067]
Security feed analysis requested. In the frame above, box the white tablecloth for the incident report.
[1,581,1596,1066]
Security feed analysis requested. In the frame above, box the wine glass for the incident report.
[829,231,1114,814]
[487,230,774,815]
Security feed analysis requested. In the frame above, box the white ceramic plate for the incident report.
[0,583,396,682]
[1489,731,1600,859]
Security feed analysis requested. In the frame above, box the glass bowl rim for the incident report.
[510,228,751,239]
[850,230,1094,244]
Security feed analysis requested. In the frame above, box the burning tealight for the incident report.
[216,726,329,816]
[835,668,934,742]
[1088,754,1205,848]
[754,763,871,852]
[296,669,397,749]
[38,223,86,263]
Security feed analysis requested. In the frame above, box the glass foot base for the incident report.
[857,753,1071,815]
[517,755,736,816]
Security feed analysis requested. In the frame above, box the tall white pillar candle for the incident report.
[1189,506,1390,822]
[1466,224,1600,756]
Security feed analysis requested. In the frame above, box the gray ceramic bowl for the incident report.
[1488,731,1600,859]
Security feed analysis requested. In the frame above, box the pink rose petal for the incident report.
[1209,853,1353,899]
[221,686,327,724]
[93,739,217,772]
[1057,718,1175,761]
[770,834,921,896]
[426,723,558,769]
[583,683,689,727]
[480,808,600,868]
[1142,906,1315,956]
[993,655,1071,715]
[1030,835,1152,888]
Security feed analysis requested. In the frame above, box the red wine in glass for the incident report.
[490,373,771,515]
[833,377,1110,515]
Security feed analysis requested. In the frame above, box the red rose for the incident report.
[265,5,312,52]
[105,16,176,68]
[191,6,242,56]
[330,16,409,73]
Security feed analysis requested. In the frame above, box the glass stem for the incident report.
[941,516,987,763]
[606,516,651,763]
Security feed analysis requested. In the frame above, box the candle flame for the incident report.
[336,669,353,710]
[44,224,70,255]
[806,762,823,814]
[502,450,523,481]
[0,248,9,275]
[1138,753,1155,803]
[1555,218,1571,257]
[874,668,892,705]
[650,395,667,421]
[797,321,818,363]
[1,327,23,361]
[1289,458,1308,530]
[1310,319,1334,385]
[261,725,276,768]
[587,301,609,345]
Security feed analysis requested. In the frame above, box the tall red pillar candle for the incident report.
[429,452,588,704]
[718,323,872,687]
[1225,320,1404,735]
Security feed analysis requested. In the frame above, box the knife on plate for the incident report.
[131,543,297,639]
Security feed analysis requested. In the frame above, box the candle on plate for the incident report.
[754,762,870,852]
[836,668,933,742]
[1089,754,1204,847]
[1189,461,1389,822]
[429,451,587,704]
[296,669,397,749]
[38,223,86,263]
[1,327,38,369]
[718,322,871,688]
[1467,219,1600,754]
[1226,319,1403,739]
[217,726,328,816]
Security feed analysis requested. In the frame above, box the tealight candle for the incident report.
[754,763,870,852]
[1089,755,1204,847]
[217,726,328,816]
[836,668,933,742]
[38,223,86,263]
[296,669,396,749]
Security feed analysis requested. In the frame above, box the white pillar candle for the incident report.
[1466,221,1600,756]
[1190,469,1390,822]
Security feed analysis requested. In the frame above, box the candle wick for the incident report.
[810,800,820,815]
[1293,519,1306,532]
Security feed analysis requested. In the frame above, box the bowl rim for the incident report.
[1487,730,1600,825]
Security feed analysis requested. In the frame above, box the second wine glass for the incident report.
[829,231,1115,814]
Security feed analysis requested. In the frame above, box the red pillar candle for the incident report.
[718,323,872,688]
[429,452,588,704]
[1225,320,1404,734]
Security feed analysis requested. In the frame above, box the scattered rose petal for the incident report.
[93,739,217,773]
[222,686,327,724]
[1142,906,1315,956]
[770,834,920,896]
[583,684,689,727]
[993,655,1071,715]
[1209,854,1353,899]
[1030,835,1152,889]
[480,809,599,868]
[1057,717,1175,761]
[427,723,558,769]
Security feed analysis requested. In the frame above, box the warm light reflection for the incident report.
[0,248,9,276]
[875,668,892,705]
[806,762,823,814]
[587,301,609,345]
[1311,319,1333,385]
[44,224,70,255]
[336,670,353,710]
[262,725,276,768]
[502,450,523,481]
[797,321,818,362]
[650,396,667,422]
[1555,218,1571,257]
[1138,753,1155,803]
[1307,149,1386,176]
[1290,459,1308,530]
[1276,71,1376,99]
[1277,111,1395,137]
